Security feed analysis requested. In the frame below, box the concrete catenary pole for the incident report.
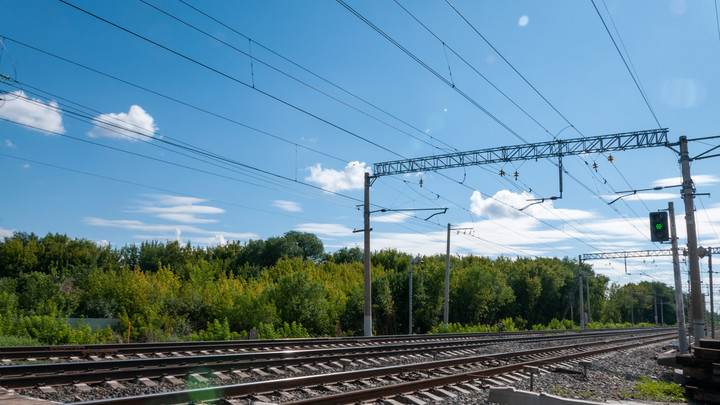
[709,249,715,339]
[679,136,706,343]
[363,172,372,337]
[578,256,585,329]
[654,283,658,327]
[444,223,451,327]
[668,201,688,354]
[586,265,592,325]
[409,255,413,335]
[630,288,634,327]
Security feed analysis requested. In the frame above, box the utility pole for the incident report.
[699,247,715,338]
[708,248,715,339]
[363,172,372,337]
[630,288,634,327]
[653,283,658,327]
[578,256,585,329]
[660,299,664,326]
[409,255,413,335]
[445,223,451,327]
[679,136,705,343]
[586,265,592,324]
[668,201,688,353]
[408,255,421,335]
[569,292,574,328]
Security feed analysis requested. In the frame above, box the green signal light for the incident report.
[656,224,663,230]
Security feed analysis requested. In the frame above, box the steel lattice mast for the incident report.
[373,129,668,176]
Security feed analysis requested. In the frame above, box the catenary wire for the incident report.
[56,0,404,158]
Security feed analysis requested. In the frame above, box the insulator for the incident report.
[419,179,423,187]
[608,155,614,162]
[592,162,598,171]
[499,169,505,176]
[513,171,519,180]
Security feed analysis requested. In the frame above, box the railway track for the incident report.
[61,330,676,405]
[0,328,674,390]
[0,326,671,362]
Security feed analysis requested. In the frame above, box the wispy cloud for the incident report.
[295,223,354,237]
[0,226,14,239]
[87,105,158,141]
[653,174,719,187]
[600,192,679,202]
[4,139,16,148]
[374,212,410,223]
[84,217,257,240]
[273,200,302,212]
[133,194,224,224]
[305,161,370,192]
[469,190,593,220]
[0,91,65,134]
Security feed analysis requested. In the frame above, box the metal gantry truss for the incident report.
[583,247,720,260]
[373,128,669,176]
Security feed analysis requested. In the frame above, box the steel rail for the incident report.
[68,331,676,405]
[0,328,670,388]
[284,333,676,405]
[0,326,671,360]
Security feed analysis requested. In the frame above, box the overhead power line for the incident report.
[589,0,662,128]
[57,0,403,158]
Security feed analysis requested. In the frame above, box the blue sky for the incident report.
[1,0,720,307]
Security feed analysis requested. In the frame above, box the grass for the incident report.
[621,376,685,402]
[0,335,42,346]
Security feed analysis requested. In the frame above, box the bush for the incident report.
[186,318,243,341]
[0,334,41,346]
[257,322,310,339]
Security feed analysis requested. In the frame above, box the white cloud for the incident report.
[94,239,109,247]
[273,200,302,212]
[305,161,371,192]
[87,105,158,141]
[84,217,257,239]
[133,194,224,224]
[295,223,354,237]
[22,164,30,169]
[374,212,410,223]
[208,234,227,247]
[4,139,15,148]
[653,174,719,187]
[0,226,14,239]
[600,192,679,202]
[469,190,593,220]
[0,91,65,134]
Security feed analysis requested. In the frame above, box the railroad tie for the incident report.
[231,370,251,378]
[153,353,166,358]
[72,383,91,392]
[102,381,125,390]
[189,373,209,384]
[456,383,484,393]
[162,375,184,385]
[414,391,444,402]
[429,387,457,398]
[251,368,269,377]
[284,365,302,374]
[37,386,56,394]
[493,375,517,385]
[212,371,231,381]
[445,384,471,395]
[136,377,157,387]
[393,393,427,405]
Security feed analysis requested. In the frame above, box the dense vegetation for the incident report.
[0,231,680,344]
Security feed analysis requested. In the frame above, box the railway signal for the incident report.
[649,211,669,242]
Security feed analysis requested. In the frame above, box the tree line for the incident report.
[0,231,679,344]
